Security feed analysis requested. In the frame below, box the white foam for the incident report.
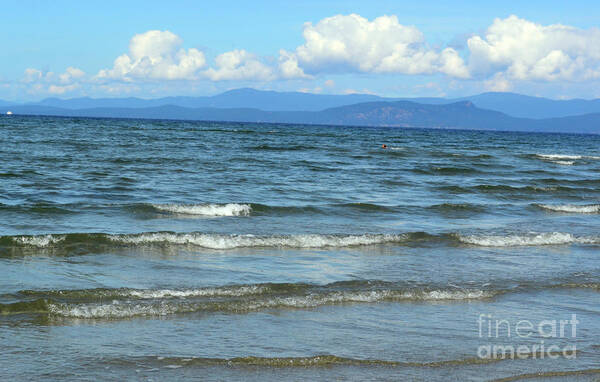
[126,285,266,299]
[110,233,406,249]
[539,204,600,213]
[534,154,600,165]
[48,300,179,318]
[152,203,251,216]
[48,289,493,318]
[553,160,574,165]
[12,234,66,247]
[400,290,493,300]
[535,154,582,160]
[459,232,577,247]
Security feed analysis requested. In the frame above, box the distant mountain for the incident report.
[18,89,600,119]
[0,100,15,107]
[456,92,600,119]
[28,88,385,112]
[202,88,385,110]
[4,100,600,134]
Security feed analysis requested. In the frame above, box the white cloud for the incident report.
[203,49,274,81]
[484,73,513,92]
[298,86,322,93]
[277,49,310,79]
[23,68,43,83]
[14,14,600,100]
[97,30,206,81]
[59,67,85,84]
[48,84,79,95]
[343,88,377,95]
[20,67,86,95]
[289,14,469,78]
[467,15,600,82]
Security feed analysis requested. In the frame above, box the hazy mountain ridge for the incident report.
[4,88,600,119]
[4,99,600,134]
[19,88,385,112]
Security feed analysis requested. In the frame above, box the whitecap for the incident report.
[109,232,406,249]
[152,203,251,216]
[535,154,582,160]
[538,204,600,213]
[11,234,66,247]
[47,289,493,318]
[458,232,577,247]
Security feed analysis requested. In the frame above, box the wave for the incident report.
[2,291,496,318]
[536,203,600,213]
[3,234,68,247]
[107,349,581,369]
[1,281,497,318]
[0,203,76,215]
[553,160,575,165]
[332,202,396,212]
[1,201,398,218]
[473,184,578,193]
[492,368,600,382]
[427,203,486,213]
[2,229,599,251]
[457,232,600,247]
[532,153,600,166]
[535,154,582,160]
[3,279,599,319]
[412,166,481,175]
[150,203,251,216]
[437,184,598,196]
[250,144,313,151]
[535,154,600,160]
[45,289,492,319]
[0,232,411,250]
[114,354,511,368]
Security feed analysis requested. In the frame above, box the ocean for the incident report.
[1,115,599,381]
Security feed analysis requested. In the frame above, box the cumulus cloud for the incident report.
[484,73,513,92]
[23,68,43,83]
[48,83,79,95]
[467,15,600,82]
[203,49,274,81]
[59,67,85,84]
[288,14,469,78]
[21,67,86,95]
[97,30,206,81]
[277,49,310,79]
[15,14,600,100]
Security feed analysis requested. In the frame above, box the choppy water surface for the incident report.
[1,115,599,381]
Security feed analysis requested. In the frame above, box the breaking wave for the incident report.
[1,281,497,319]
[532,153,600,165]
[151,203,252,216]
[457,232,599,247]
[537,204,600,213]
[112,354,514,368]
[3,279,599,319]
[45,289,493,319]
[3,229,600,252]
[0,232,410,250]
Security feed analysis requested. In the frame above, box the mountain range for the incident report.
[2,88,600,133]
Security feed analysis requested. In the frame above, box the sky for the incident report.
[2,0,600,101]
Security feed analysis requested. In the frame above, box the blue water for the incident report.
[1,115,599,381]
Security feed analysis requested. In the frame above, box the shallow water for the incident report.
[1,115,599,381]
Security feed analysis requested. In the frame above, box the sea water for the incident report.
[1,115,599,381]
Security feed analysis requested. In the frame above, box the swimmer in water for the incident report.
[381,144,388,149]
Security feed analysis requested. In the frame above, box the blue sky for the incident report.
[2,0,600,101]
